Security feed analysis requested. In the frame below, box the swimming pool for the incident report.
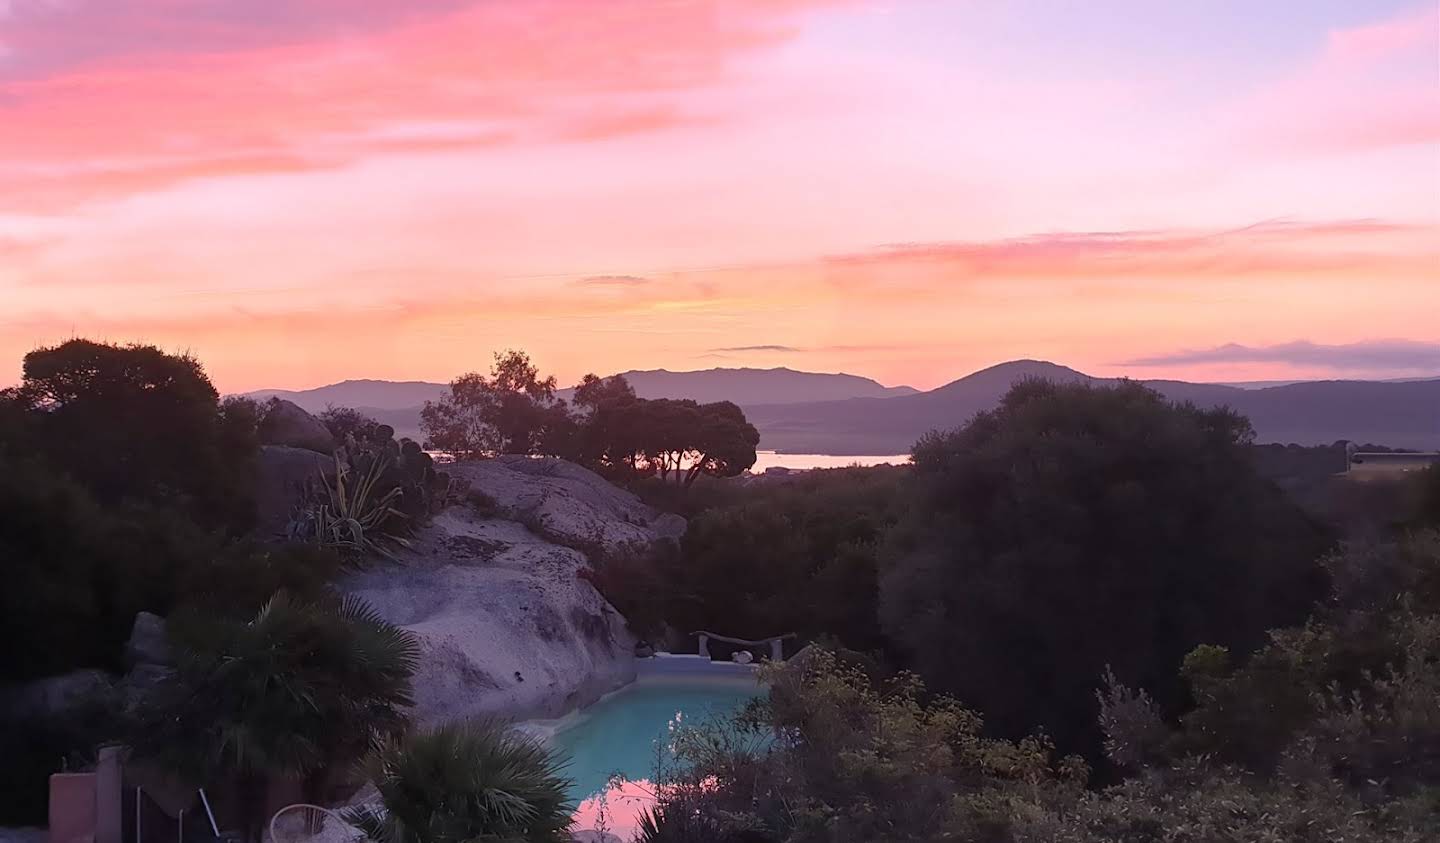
[539,655,765,837]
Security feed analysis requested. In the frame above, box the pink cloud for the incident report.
[1326,6,1438,63]
[826,220,1436,281]
[10,217,1429,337]
[0,0,850,207]
[0,1,487,81]
[1232,6,1440,155]
[5,215,1433,391]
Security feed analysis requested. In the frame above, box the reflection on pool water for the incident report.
[542,656,765,838]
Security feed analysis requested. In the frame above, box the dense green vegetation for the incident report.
[640,530,1439,841]
[346,720,575,843]
[594,381,1344,758]
[132,594,420,841]
[590,466,905,651]
[883,379,1330,754]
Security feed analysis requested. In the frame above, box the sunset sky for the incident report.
[2,0,1437,392]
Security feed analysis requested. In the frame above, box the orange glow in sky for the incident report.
[2,1,1436,391]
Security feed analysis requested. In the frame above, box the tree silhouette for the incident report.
[421,350,566,458]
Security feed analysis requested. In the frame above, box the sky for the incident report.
[1,0,1437,392]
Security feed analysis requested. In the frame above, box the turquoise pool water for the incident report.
[546,659,765,834]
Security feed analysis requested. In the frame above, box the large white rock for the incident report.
[451,456,686,560]
[340,457,682,724]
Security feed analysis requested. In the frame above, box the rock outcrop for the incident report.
[258,398,335,454]
[1,612,179,722]
[452,456,686,559]
[254,445,333,537]
[341,456,682,724]
[125,611,170,668]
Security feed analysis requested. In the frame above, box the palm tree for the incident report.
[346,720,574,843]
[131,592,419,841]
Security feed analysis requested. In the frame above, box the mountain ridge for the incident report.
[747,360,1439,452]
[242,360,1440,452]
[242,366,917,413]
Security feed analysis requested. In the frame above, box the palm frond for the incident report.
[359,720,575,843]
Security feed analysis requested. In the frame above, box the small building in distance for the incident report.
[1347,450,1440,476]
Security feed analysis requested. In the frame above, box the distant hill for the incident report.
[565,367,918,405]
[242,367,918,440]
[243,361,1439,452]
[245,379,448,412]
[747,360,1440,453]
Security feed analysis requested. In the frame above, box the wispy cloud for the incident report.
[575,275,651,287]
[709,344,804,353]
[1245,6,1440,155]
[828,219,1434,281]
[1122,340,1440,372]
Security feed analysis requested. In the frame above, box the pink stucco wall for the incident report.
[49,773,97,843]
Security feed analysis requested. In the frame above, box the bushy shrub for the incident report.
[0,452,221,678]
[347,720,574,843]
[640,648,1085,843]
[644,630,1435,843]
[318,404,383,443]
[586,467,905,652]
[1162,531,1440,787]
[179,542,347,617]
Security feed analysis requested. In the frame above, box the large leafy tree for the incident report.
[579,396,759,487]
[421,350,568,459]
[571,373,637,415]
[346,720,574,843]
[132,593,419,841]
[881,379,1329,758]
[4,339,257,530]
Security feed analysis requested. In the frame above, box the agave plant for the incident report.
[346,720,575,843]
[292,453,411,559]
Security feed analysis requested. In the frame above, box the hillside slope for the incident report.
[245,368,912,412]
[243,367,918,439]
[748,361,1440,453]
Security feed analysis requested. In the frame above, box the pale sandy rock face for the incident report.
[450,455,686,560]
[341,458,682,724]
